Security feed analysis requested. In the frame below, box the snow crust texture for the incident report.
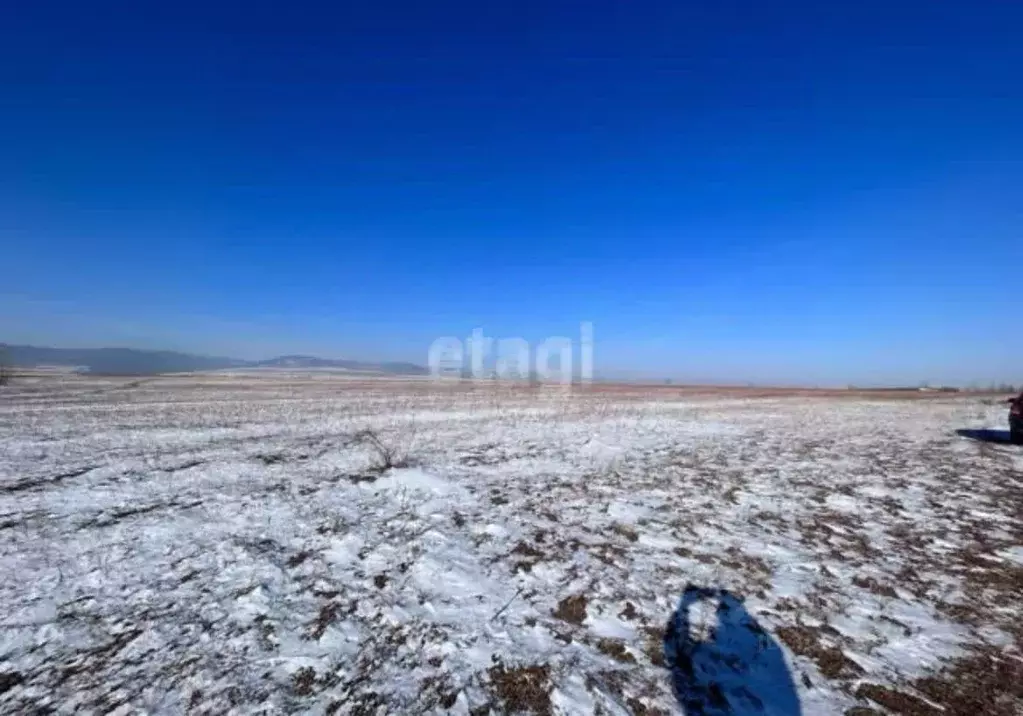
[1,376,1021,715]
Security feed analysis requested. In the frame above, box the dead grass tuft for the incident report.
[309,602,341,640]
[487,662,552,715]
[855,683,937,715]
[627,696,669,716]
[511,541,545,573]
[776,625,863,680]
[596,638,636,664]
[287,550,313,568]
[612,523,639,542]
[914,650,1023,716]
[641,626,666,667]
[292,667,317,697]
[553,594,588,625]
[852,575,898,598]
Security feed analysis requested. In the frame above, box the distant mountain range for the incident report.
[253,354,427,375]
[0,345,428,376]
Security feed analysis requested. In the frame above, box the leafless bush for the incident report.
[352,428,413,471]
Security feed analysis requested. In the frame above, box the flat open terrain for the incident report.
[1,375,1021,715]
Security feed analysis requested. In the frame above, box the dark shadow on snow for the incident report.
[664,586,801,716]
[955,428,1014,444]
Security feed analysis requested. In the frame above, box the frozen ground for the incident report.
[1,376,1021,715]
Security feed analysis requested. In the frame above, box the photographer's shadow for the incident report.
[663,586,801,716]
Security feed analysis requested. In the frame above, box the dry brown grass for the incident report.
[487,663,553,715]
[552,595,588,626]
[776,626,864,680]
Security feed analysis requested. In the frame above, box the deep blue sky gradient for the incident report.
[2,1,1021,384]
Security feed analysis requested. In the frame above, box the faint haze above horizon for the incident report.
[0,332,1017,389]
[2,1,1021,387]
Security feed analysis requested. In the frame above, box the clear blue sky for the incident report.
[2,0,1020,385]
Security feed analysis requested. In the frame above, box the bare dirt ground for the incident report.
[1,374,1020,715]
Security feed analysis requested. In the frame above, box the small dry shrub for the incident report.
[352,429,411,471]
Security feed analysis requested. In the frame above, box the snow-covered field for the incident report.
[1,376,1021,715]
